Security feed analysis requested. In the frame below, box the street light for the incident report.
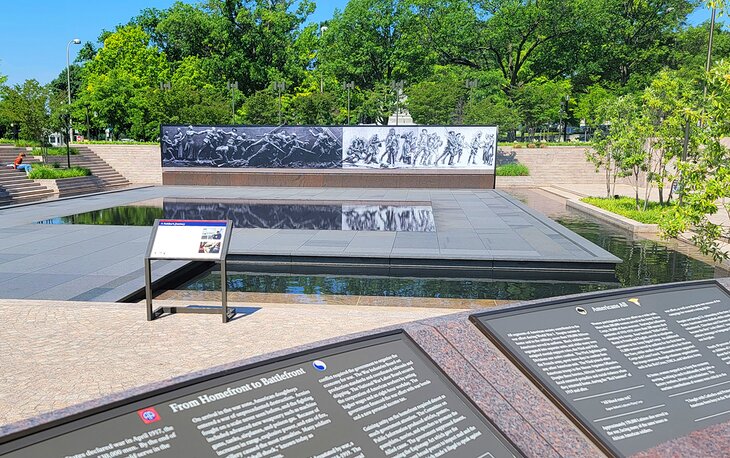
[343,81,354,125]
[227,81,238,124]
[703,6,717,98]
[66,38,81,168]
[319,25,328,93]
[274,81,286,124]
[389,80,404,126]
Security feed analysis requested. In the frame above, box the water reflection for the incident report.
[183,271,612,302]
[37,199,436,232]
[509,188,729,288]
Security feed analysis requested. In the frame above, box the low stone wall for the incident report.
[162,167,494,189]
[33,176,104,196]
[80,144,161,185]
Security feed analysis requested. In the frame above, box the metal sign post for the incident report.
[145,219,234,323]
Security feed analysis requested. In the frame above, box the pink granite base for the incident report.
[5,290,730,457]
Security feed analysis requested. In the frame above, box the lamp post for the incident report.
[343,81,354,125]
[226,81,238,124]
[389,80,404,126]
[274,81,286,124]
[703,6,717,98]
[561,95,570,142]
[66,38,81,168]
[319,25,328,93]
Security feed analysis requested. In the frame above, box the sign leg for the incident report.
[221,259,229,323]
[145,258,153,321]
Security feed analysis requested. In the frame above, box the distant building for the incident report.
[47,133,65,147]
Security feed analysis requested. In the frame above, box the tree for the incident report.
[661,60,730,261]
[575,84,613,129]
[288,79,341,124]
[464,98,522,132]
[319,0,427,90]
[133,0,315,94]
[406,67,468,124]
[78,25,171,140]
[240,89,281,124]
[513,77,571,139]
[0,80,51,141]
[582,0,695,90]
[672,22,730,79]
[409,0,592,91]
[587,95,645,200]
[153,56,230,126]
[641,69,700,205]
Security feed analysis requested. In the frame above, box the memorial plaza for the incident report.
[3,1,730,454]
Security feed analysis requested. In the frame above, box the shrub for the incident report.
[28,165,91,180]
[581,196,673,224]
[32,147,78,156]
[496,163,530,176]
[0,138,40,147]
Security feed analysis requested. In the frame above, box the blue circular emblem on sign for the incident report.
[142,410,157,421]
[312,360,327,371]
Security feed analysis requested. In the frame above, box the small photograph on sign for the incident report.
[198,241,221,254]
[201,228,223,240]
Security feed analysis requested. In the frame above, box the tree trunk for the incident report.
[634,167,641,211]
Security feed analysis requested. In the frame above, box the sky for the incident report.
[0,1,722,86]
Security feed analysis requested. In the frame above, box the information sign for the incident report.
[471,281,730,457]
[149,220,228,261]
[0,332,522,458]
[145,219,233,322]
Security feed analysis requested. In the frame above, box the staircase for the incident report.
[496,147,604,187]
[47,146,130,189]
[0,147,55,203]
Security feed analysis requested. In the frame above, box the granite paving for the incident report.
[0,298,458,427]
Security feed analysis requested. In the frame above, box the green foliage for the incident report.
[496,163,530,176]
[240,89,281,125]
[32,147,78,156]
[575,85,613,128]
[659,60,730,261]
[78,140,158,145]
[288,89,340,125]
[514,78,571,130]
[0,139,39,146]
[78,25,171,140]
[28,165,90,179]
[587,94,649,203]
[0,80,51,141]
[320,0,415,88]
[406,68,468,124]
[581,197,672,224]
[464,98,521,131]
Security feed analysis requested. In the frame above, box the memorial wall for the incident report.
[160,125,498,171]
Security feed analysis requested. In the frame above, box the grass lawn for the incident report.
[496,163,530,176]
[28,165,91,180]
[581,196,673,224]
